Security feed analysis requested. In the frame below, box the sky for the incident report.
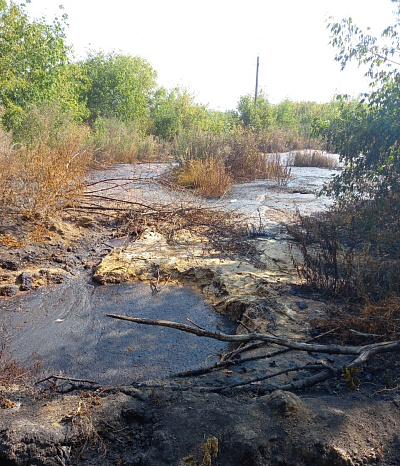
[24,0,398,111]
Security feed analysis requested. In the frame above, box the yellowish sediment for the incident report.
[93,229,306,333]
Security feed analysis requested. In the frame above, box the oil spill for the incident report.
[4,275,235,385]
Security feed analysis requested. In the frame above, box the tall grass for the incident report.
[292,150,338,168]
[0,104,90,216]
[258,127,318,153]
[90,117,160,163]
[170,127,292,195]
[225,127,291,183]
[176,156,232,197]
[170,127,229,164]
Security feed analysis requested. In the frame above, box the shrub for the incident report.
[289,197,400,300]
[0,104,90,216]
[224,128,292,184]
[174,156,231,197]
[292,150,337,168]
[90,117,140,163]
[136,134,160,161]
[90,117,160,163]
[170,127,292,191]
[170,127,228,165]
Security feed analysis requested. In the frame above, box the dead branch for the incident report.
[36,375,100,385]
[106,314,400,358]
[206,362,336,393]
[83,193,161,211]
[85,177,153,188]
[169,328,339,379]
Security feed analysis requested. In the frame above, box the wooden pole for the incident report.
[254,55,259,106]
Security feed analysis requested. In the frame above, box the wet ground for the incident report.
[87,160,338,232]
[4,276,234,385]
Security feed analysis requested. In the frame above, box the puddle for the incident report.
[4,276,234,384]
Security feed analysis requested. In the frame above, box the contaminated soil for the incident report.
[0,161,399,465]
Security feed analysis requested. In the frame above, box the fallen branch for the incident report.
[106,314,400,358]
[206,361,336,393]
[36,375,100,386]
[169,328,339,379]
[83,193,161,211]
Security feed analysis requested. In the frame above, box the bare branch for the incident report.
[107,314,400,357]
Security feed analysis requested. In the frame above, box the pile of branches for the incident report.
[72,175,259,259]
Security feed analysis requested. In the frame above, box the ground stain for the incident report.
[5,276,235,384]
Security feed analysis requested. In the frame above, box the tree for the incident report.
[237,92,273,129]
[319,0,400,200]
[81,51,157,129]
[0,1,86,132]
[150,87,235,139]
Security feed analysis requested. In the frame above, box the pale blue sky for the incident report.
[25,0,398,110]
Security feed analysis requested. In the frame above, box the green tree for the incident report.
[320,0,400,200]
[0,1,86,131]
[81,51,157,129]
[150,87,235,139]
[237,92,273,129]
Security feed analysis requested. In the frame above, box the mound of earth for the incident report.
[1,383,400,465]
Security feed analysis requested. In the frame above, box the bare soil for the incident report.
[0,164,399,465]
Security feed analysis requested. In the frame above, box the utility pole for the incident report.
[254,55,259,106]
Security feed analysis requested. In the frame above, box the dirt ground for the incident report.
[0,168,400,465]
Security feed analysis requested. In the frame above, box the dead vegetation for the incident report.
[0,336,40,388]
[170,128,292,196]
[78,173,261,259]
[0,111,90,218]
[107,313,400,393]
[174,156,232,197]
[292,150,338,168]
[287,196,400,350]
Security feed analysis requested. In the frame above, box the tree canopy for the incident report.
[319,0,400,200]
[81,51,158,128]
[0,1,86,131]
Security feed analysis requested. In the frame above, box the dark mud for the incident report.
[4,275,234,385]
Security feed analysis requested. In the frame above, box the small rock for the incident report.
[77,216,97,227]
[264,390,306,416]
[19,272,33,291]
[364,373,373,382]
[296,301,309,310]
[0,259,19,271]
[1,285,19,297]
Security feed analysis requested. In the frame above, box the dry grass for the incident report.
[0,337,40,387]
[0,111,90,217]
[175,156,232,197]
[258,127,320,153]
[171,128,292,193]
[90,117,160,163]
[224,129,292,185]
[311,296,400,344]
[170,128,229,165]
[0,233,25,248]
[292,150,338,168]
